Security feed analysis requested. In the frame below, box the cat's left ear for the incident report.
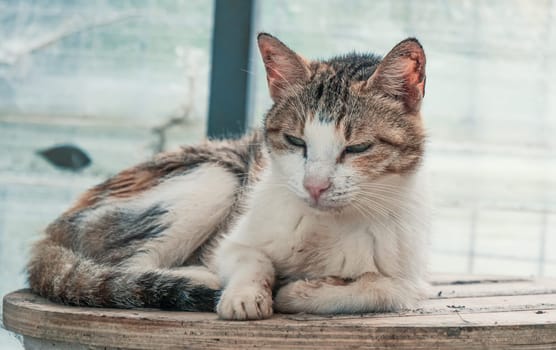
[364,38,426,113]
[257,33,311,101]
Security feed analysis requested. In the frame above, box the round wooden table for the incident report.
[3,275,556,349]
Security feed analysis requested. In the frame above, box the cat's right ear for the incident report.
[363,38,426,113]
[257,33,311,101]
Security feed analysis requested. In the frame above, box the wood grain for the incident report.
[3,275,556,349]
[428,277,556,299]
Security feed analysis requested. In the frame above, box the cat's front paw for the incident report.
[217,285,273,320]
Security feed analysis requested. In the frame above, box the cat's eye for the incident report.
[284,134,306,148]
[344,143,373,154]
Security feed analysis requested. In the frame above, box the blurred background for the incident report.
[1,0,555,348]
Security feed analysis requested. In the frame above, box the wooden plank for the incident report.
[428,278,556,299]
[287,293,556,321]
[429,273,533,285]
[3,289,556,350]
[419,293,556,315]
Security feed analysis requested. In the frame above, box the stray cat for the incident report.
[28,33,429,320]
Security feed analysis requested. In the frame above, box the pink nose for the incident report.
[303,178,331,201]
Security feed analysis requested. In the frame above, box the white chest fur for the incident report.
[260,211,378,280]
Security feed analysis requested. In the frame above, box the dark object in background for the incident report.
[207,0,253,138]
[37,144,91,171]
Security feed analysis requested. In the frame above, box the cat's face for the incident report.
[259,34,426,211]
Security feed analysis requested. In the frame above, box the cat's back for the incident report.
[43,129,267,260]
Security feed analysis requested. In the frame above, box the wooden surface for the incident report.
[3,275,556,349]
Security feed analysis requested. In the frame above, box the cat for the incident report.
[28,33,430,320]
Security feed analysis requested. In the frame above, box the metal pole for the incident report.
[207,0,254,138]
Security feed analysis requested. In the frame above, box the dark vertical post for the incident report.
[207,0,254,138]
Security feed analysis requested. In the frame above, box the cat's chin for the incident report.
[304,199,348,213]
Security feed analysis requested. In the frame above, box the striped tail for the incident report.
[27,239,219,311]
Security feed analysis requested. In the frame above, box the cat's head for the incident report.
[259,33,426,212]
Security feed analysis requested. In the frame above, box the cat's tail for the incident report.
[27,238,219,311]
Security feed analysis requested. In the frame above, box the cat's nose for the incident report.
[303,177,331,201]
